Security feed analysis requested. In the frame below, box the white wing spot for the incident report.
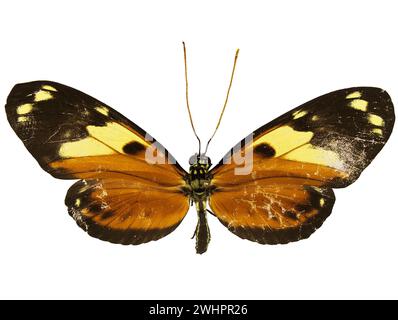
[17,116,29,122]
[293,110,308,119]
[372,128,383,136]
[34,90,53,102]
[349,99,368,112]
[95,106,109,116]
[16,103,33,115]
[368,113,385,127]
[42,85,57,92]
[346,91,361,99]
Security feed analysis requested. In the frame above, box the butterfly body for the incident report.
[5,81,394,254]
[184,157,213,253]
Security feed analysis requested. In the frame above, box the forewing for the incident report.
[211,87,394,188]
[5,81,186,186]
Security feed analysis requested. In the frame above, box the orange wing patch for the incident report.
[210,181,334,244]
[66,178,189,245]
[212,157,348,188]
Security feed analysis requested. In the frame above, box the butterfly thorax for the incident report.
[184,154,213,200]
[186,163,212,201]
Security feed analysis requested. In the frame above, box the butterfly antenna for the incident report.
[203,48,240,155]
[183,41,202,155]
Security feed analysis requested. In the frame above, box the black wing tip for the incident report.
[6,80,59,101]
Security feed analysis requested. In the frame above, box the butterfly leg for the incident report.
[190,226,197,239]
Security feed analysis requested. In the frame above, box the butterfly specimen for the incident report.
[5,44,395,254]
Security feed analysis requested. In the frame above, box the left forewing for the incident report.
[5,81,186,186]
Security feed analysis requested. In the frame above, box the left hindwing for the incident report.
[209,87,394,244]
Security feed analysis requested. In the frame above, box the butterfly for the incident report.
[5,46,395,254]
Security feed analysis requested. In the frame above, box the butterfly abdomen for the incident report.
[194,200,211,254]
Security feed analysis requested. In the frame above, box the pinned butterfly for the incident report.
[5,44,395,254]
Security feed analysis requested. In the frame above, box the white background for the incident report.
[0,0,397,299]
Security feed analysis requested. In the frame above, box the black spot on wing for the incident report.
[295,204,312,213]
[284,211,299,220]
[100,211,115,220]
[88,203,103,213]
[123,141,146,155]
[254,143,276,157]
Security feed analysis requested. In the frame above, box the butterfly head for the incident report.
[189,153,211,168]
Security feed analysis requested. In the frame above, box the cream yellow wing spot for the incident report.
[87,122,150,153]
[368,114,385,127]
[34,90,53,102]
[95,106,109,116]
[17,116,29,122]
[349,99,368,112]
[319,198,325,207]
[75,198,81,207]
[372,128,383,136]
[59,137,115,158]
[59,122,151,158]
[346,91,362,99]
[16,103,33,115]
[41,85,57,92]
[283,144,345,170]
[311,115,319,121]
[292,110,308,120]
[254,126,314,157]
